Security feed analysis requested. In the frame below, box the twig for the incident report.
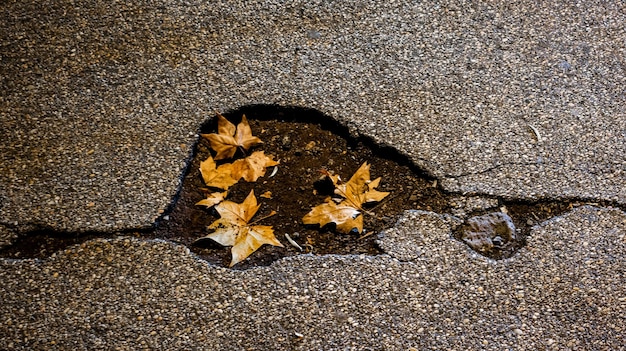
[528,124,541,143]
[358,230,376,240]
[284,233,303,251]
[269,166,279,178]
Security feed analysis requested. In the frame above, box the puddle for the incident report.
[0,105,614,268]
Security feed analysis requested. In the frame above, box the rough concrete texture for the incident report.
[1,0,625,349]
[1,0,625,233]
[1,206,624,350]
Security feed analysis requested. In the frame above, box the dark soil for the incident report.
[1,106,608,269]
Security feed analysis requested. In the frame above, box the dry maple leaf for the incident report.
[333,163,389,208]
[201,113,263,160]
[231,151,279,182]
[199,156,238,190]
[196,191,227,208]
[303,162,390,234]
[197,190,283,267]
[303,198,363,233]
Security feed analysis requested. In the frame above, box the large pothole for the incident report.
[0,105,611,268]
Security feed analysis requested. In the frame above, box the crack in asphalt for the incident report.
[1,105,623,267]
[442,161,542,179]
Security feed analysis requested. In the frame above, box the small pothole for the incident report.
[0,105,615,268]
[451,201,577,260]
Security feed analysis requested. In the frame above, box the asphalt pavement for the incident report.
[1,1,624,350]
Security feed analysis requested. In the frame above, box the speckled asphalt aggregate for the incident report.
[1,1,624,350]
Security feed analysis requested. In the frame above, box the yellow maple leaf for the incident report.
[199,156,238,190]
[196,191,227,208]
[333,162,389,208]
[231,151,279,182]
[302,198,363,233]
[199,190,283,267]
[302,162,389,234]
[201,113,263,160]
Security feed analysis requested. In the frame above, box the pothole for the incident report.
[0,106,615,268]
[452,201,576,259]
[152,105,446,268]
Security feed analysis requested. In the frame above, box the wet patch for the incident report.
[0,106,616,267]
[460,212,517,254]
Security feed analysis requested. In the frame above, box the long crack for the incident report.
[1,106,623,268]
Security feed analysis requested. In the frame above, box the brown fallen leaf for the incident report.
[201,113,263,160]
[332,162,390,209]
[260,191,272,199]
[231,151,279,182]
[303,198,363,233]
[196,191,227,208]
[198,190,283,267]
[199,156,238,190]
[303,162,390,234]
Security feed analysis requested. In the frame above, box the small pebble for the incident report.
[307,30,321,39]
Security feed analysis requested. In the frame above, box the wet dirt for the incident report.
[0,106,609,268]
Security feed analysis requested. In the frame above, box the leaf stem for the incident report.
[331,183,365,212]
[249,210,277,225]
[238,145,247,157]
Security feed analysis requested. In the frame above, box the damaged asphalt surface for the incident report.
[1,1,624,350]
